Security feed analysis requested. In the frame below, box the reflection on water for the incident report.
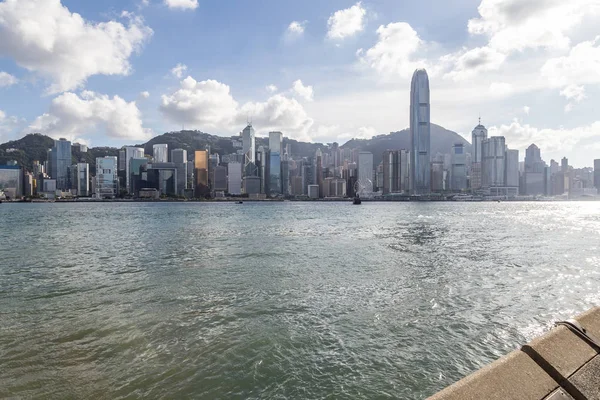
[1,202,600,399]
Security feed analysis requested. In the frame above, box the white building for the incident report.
[227,162,242,195]
[125,147,145,193]
[96,157,118,198]
[153,144,169,163]
[358,151,374,194]
[269,131,282,153]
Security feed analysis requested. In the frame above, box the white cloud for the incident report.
[338,126,378,140]
[160,77,314,141]
[0,71,18,87]
[360,22,425,78]
[29,91,152,141]
[327,2,366,40]
[468,0,596,53]
[542,37,600,88]
[0,0,152,94]
[164,0,198,10]
[523,106,530,115]
[287,21,306,36]
[444,46,506,81]
[560,84,586,113]
[139,91,150,99]
[266,84,278,93]
[0,109,21,142]
[489,119,600,158]
[171,63,188,78]
[292,80,314,102]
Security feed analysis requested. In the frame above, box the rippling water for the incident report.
[1,202,600,399]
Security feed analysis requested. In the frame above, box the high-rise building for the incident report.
[358,151,374,194]
[450,143,467,192]
[194,150,209,197]
[0,165,23,199]
[118,148,126,171]
[125,147,145,193]
[96,156,118,199]
[561,157,569,173]
[481,136,506,188]
[471,120,488,164]
[147,162,178,196]
[52,138,71,190]
[505,149,519,190]
[410,68,431,194]
[382,150,399,194]
[291,175,304,196]
[129,158,149,195]
[525,144,544,172]
[153,144,169,163]
[269,131,283,195]
[212,165,228,192]
[75,163,89,196]
[594,159,600,193]
[242,124,256,177]
[430,161,444,192]
[227,162,242,195]
[171,149,188,196]
[316,148,323,198]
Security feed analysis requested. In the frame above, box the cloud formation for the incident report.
[160,76,314,140]
[0,71,18,87]
[164,0,198,10]
[327,2,366,40]
[171,63,188,79]
[287,21,306,36]
[29,91,152,142]
[0,0,152,94]
[292,80,314,102]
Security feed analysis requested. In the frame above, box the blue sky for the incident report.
[0,0,599,167]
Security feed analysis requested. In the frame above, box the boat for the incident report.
[236,201,244,204]
[352,195,361,205]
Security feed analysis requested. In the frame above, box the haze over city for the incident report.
[0,0,599,166]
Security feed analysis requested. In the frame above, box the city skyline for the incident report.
[0,1,599,167]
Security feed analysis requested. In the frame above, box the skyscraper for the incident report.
[125,147,145,193]
[594,159,600,193]
[409,68,431,194]
[242,123,256,177]
[358,151,374,194]
[505,149,519,190]
[269,131,283,195]
[194,150,209,198]
[75,163,89,197]
[96,156,118,199]
[153,144,169,163]
[227,162,242,195]
[171,149,188,196]
[481,136,506,188]
[52,138,71,190]
[471,120,488,164]
[450,143,467,191]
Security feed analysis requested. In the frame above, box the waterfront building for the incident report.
[595,159,600,193]
[147,162,178,196]
[524,172,545,195]
[42,179,56,194]
[525,144,545,173]
[242,124,256,177]
[228,162,242,195]
[430,161,444,192]
[382,150,399,194]
[482,136,506,188]
[51,138,71,190]
[410,68,431,194]
[505,149,520,191]
[450,143,467,192]
[75,163,89,197]
[471,120,488,164]
[118,148,126,171]
[194,150,209,197]
[281,157,290,196]
[269,131,283,195]
[561,157,569,173]
[96,156,118,199]
[153,144,169,163]
[171,149,188,196]
[471,163,482,191]
[23,172,33,197]
[129,158,149,196]
[316,148,323,198]
[291,175,304,196]
[243,176,261,195]
[0,165,23,199]
[308,184,319,199]
[358,151,374,194]
[125,147,145,193]
[212,165,227,192]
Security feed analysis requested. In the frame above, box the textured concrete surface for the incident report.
[568,355,600,400]
[525,325,597,378]
[427,350,558,400]
[428,307,600,400]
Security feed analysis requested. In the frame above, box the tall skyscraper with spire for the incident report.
[410,68,431,194]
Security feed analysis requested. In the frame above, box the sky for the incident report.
[0,0,599,167]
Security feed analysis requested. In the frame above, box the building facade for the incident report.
[481,136,506,188]
[125,147,145,193]
[450,143,467,191]
[194,150,209,197]
[409,68,431,194]
[0,165,22,199]
[171,149,188,196]
[96,156,118,199]
[242,124,256,177]
[153,144,169,163]
[358,151,374,194]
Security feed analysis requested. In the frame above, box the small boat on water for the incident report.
[352,195,361,205]
[236,201,244,204]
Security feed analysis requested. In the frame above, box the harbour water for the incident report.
[1,202,599,399]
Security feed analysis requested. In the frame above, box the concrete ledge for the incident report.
[428,307,600,400]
